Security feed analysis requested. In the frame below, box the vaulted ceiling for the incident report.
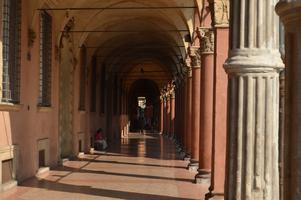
[33,0,199,87]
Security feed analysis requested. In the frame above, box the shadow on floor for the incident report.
[20,178,197,200]
[78,157,186,169]
[53,164,193,183]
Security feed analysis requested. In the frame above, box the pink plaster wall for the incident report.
[0,1,59,181]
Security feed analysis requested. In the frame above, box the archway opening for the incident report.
[128,79,160,132]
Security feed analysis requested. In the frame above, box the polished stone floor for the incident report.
[1,133,208,200]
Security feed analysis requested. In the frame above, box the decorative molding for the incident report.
[211,0,229,27]
[58,17,75,61]
[276,1,301,25]
[37,106,53,112]
[62,17,75,40]
[224,49,284,74]
[187,66,193,78]
[0,103,23,112]
[197,28,215,54]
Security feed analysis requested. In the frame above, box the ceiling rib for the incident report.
[38,6,196,11]
[82,45,185,49]
[62,30,189,33]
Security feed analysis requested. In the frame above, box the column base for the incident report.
[205,192,224,200]
[187,160,199,172]
[0,180,18,192]
[36,166,50,180]
[195,169,211,184]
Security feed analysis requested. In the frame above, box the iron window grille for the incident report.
[38,11,52,107]
[100,65,106,113]
[79,46,87,111]
[2,0,21,103]
[90,56,96,112]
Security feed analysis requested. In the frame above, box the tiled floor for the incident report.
[1,133,209,200]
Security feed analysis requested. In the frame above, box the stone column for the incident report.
[195,28,214,184]
[206,1,229,198]
[174,83,179,141]
[160,93,164,134]
[166,90,171,137]
[224,0,283,199]
[183,76,188,153]
[179,78,187,153]
[163,93,167,135]
[180,79,186,144]
[184,63,193,158]
[170,88,176,139]
[276,2,301,200]
[187,46,201,171]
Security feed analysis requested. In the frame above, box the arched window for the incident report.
[2,0,21,103]
[38,11,52,106]
[90,56,97,112]
[79,45,87,111]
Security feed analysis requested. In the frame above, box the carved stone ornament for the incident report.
[28,28,36,48]
[188,47,201,67]
[213,0,229,27]
[168,82,176,99]
[62,17,75,40]
[185,57,191,68]
[197,28,215,53]
[186,66,192,77]
[160,90,165,100]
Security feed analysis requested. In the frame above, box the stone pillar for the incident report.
[180,79,185,144]
[180,78,187,152]
[163,94,167,135]
[183,76,188,153]
[166,91,171,137]
[160,93,164,134]
[224,0,283,199]
[184,63,193,158]
[187,46,201,171]
[195,28,214,184]
[276,2,301,200]
[205,1,229,198]
[176,81,181,142]
[170,88,176,139]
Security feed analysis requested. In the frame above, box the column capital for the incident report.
[185,57,193,77]
[197,27,215,54]
[276,1,301,25]
[188,46,201,67]
[208,0,229,28]
[186,66,192,78]
[170,90,176,99]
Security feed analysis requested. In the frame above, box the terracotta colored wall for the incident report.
[0,1,59,181]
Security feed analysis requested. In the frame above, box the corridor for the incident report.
[0,133,208,200]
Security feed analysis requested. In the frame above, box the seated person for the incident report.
[95,128,108,150]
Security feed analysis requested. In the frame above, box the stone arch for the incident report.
[58,19,77,158]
